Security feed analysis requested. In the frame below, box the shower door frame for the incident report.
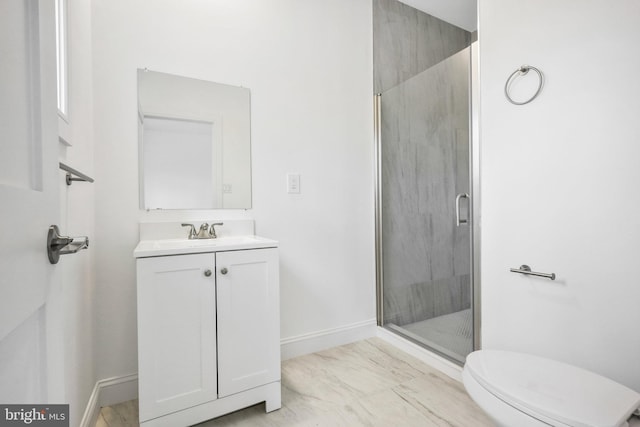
[374,42,481,361]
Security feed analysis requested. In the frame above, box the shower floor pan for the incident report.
[388,308,472,364]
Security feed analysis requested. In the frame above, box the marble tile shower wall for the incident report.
[373,0,470,93]
[374,0,472,327]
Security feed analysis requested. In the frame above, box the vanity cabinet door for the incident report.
[137,253,217,422]
[216,248,280,397]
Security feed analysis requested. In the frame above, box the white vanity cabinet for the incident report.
[136,244,280,427]
[216,249,280,397]
[137,253,218,422]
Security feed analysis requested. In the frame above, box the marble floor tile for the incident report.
[96,338,492,427]
[94,413,109,427]
[343,388,442,427]
[97,399,139,427]
[392,373,493,426]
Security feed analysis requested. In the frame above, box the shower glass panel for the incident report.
[378,47,473,364]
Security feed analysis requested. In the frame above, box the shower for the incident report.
[373,0,478,364]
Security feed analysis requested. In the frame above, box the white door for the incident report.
[0,1,59,343]
[216,248,280,397]
[136,253,218,422]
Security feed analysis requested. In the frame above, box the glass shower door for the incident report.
[377,47,473,364]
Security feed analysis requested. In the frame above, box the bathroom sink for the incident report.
[134,235,278,258]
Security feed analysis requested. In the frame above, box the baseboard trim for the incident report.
[376,326,463,382]
[79,373,138,427]
[280,319,377,360]
[78,381,100,427]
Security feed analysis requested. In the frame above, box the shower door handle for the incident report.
[456,193,470,227]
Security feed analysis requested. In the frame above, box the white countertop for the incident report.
[134,235,278,258]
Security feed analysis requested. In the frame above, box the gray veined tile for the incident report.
[363,338,448,378]
[373,0,471,92]
[98,399,139,427]
[94,413,109,427]
[392,374,493,427]
[344,388,441,427]
[283,345,411,402]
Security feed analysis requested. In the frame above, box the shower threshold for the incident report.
[386,309,472,365]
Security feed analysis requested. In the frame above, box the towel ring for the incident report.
[504,65,543,105]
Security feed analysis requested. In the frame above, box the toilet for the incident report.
[463,350,640,427]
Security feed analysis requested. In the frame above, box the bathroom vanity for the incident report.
[134,224,280,427]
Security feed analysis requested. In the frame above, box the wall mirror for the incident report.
[137,69,251,209]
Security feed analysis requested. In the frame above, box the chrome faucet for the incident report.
[209,222,223,238]
[181,222,224,239]
[196,223,210,239]
[181,223,197,239]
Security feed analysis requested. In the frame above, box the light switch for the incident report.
[287,173,300,194]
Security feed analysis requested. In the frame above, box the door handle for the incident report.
[47,225,89,264]
[455,193,470,227]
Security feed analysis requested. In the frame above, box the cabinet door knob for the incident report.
[220,267,228,275]
[204,269,212,277]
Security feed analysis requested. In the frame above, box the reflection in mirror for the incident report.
[138,69,251,209]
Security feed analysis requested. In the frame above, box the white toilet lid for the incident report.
[465,350,640,427]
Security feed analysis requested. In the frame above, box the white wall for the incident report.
[92,0,375,381]
[480,0,640,391]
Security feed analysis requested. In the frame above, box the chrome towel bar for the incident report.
[59,162,94,185]
[510,264,556,280]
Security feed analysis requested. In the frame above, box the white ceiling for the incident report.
[398,0,477,32]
